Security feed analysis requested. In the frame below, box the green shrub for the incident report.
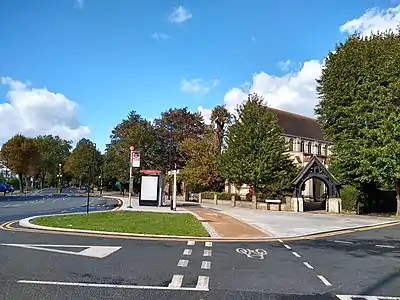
[201,192,240,201]
[341,185,358,212]
[245,193,252,201]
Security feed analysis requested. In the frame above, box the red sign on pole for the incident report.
[129,146,135,151]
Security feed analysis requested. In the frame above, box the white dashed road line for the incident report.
[183,249,192,256]
[376,244,395,249]
[292,251,301,258]
[187,241,195,246]
[201,261,211,269]
[317,275,332,286]
[196,276,209,290]
[334,240,353,245]
[177,259,189,267]
[203,249,212,257]
[283,244,291,250]
[303,262,314,269]
[168,275,184,288]
[205,242,212,247]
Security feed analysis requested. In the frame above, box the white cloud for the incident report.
[0,77,90,143]
[197,106,212,125]
[340,5,400,36]
[199,60,323,123]
[151,32,171,40]
[168,6,192,24]
[74,0,84,9]
[180,78,219,94]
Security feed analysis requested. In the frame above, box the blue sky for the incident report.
[1,0,399,151]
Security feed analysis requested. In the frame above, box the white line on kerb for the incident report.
[292,251,301,258]
[168,275,183,288]
[201,261,211,269]
[334,240,353,244]
[376,244,395,249]
[203,249,212,257]
[205,242,212,247]
[183,249,192,256]
[283,244,291,250]
[196,276,209,290]
[187,241,195,246]
[177,259,188,267]
[303,262,314,269]
[317,275,332,286]
[278,239,283,243]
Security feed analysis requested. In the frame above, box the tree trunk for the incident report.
[395,178,400,217]
[18,173,23,192]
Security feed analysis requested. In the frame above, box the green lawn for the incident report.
[31,211,209,237]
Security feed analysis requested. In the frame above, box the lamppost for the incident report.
[99,174,103,196]
[168,122,174,201]
[57,163,62,193]
[87,143,96,214]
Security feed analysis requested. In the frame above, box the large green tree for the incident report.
[220,93,297,194]
[103,111,160,190]
[180,129,223,192]
[315,30,400,215]
[0,135,40,191]
[211,105,231,153]
[64,138,101,186]
[34,135,72,187]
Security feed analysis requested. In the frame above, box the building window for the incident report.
[317,144,322,155]
[324,145,328,156]
[307,142,312,154]
[288,139,294,151]
[300,141,305,152]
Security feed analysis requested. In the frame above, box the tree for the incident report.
[64,138,101,186]
[103,111,160,191]
[154,107,206,171]
[220,93,297,194]
[211,105,231,153]
[180,129,224,192]
[35,135,72,188]
[315,29,400,216]
[0,135,40,192]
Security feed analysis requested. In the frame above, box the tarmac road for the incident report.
[0,189,399,299]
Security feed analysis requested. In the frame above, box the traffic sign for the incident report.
[131,151,141,168]
[129,145,135,151]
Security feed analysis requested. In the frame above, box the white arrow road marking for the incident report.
[0,244,121,259]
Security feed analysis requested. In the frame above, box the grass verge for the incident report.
[31,211,209,237]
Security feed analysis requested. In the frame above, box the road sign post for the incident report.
[128,147,140,208]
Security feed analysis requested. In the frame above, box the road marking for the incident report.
[283,244,291,250]
[168,275,183,288]
[203,249,212,257]
[61,210,68,213]
[292,251,301,258]
[187,241,195,246]
[303,262,314,269]
[18,279,209,291]
[201,261,211,269]
[205,242,212,247]
[317,275,332,286]
[236,248,267,259]
[183,249,192,256]
[334,240,353,244]
[278,239,283,243]
[376,244,395,249]
[196,276,209,290]
[177,259,189,267]
[336,295,400,300]
[0,244,121,258]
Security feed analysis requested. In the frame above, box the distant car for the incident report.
[0,182,13,193]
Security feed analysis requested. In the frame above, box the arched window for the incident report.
[288,139,294,151]
[317,144,322,155]
[300,141,305,152]
[307,142,312,154]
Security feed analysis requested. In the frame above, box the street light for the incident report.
[168,122,174,202]
[99,174,103,196]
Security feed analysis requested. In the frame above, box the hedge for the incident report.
[341,185,358,212]
[201,192,240,201]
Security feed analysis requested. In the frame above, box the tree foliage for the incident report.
[220,93,297,193]
[0,134,39,191]
[210,105,231,153]
[64,138,101,185]
[180,129,224,192]
[315,29,400,215]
